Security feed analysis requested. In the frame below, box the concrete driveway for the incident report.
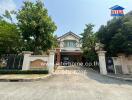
[0,69,132,100]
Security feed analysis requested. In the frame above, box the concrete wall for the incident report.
[112,54,132,74]
[22,51,55,73]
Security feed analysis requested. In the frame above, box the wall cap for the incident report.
[117,53,126,57]
[97,51,107,54]
[30,55,48,57]
[22,51,33,54]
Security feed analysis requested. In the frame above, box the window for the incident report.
[64,40,76,47]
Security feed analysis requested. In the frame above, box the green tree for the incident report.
[97,11,132,55]
[3,10,13,23]
[81,24,97,61]
[52,35,59,48]
[0,19,21,54]
[17,0,57,53]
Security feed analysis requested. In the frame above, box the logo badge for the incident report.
[110,5,125,16]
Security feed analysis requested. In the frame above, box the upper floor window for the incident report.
[64,40,76,48]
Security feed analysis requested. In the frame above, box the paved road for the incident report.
[0,69,132,100]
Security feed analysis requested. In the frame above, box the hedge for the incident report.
[0,70,48,74]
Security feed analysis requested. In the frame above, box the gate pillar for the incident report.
[48,50,55,73]
[22,51,33,70]
[97,51,107,75]
[56,48,61,65]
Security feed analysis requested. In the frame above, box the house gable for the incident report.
[58,31,80,42]
[57,31,82,49]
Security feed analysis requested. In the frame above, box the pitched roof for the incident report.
[110,5,124,10]
[57,31,80,39]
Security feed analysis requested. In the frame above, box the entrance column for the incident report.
[56,48,61,65]
[22,51,33,70]
[48,50,55,73]
[97,51,107,75]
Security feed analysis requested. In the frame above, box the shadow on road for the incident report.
[84,67,132,85]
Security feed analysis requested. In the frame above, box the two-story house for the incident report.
[55,31,83,65]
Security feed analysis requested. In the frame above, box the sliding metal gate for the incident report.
[0,54,24,70]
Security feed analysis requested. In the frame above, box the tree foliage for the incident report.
[0,0,57,55]
[3,10,13,23]
[52,35,59,48]
[97,11,132,55]
[81,24,97,61]
[17,0,57,53]
[0,19,21,54]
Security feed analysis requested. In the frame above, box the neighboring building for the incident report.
[55,31,83,65]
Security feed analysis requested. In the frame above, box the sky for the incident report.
[0,0,132,36]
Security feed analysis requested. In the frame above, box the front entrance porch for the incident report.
[55,50,83,66]
[61,52,82,65]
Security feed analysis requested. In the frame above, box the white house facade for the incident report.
[55,31,83,65]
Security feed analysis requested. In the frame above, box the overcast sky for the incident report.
[0,0,132,36]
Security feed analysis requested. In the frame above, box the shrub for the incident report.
[0,70,48,74]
